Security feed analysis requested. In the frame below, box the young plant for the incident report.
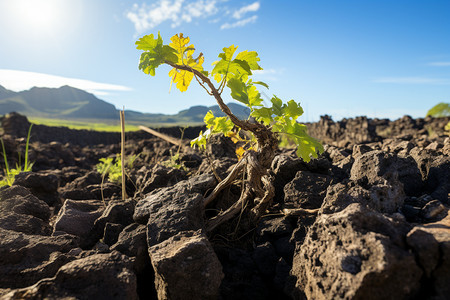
[136,32,323,230]
[95,154,139,185]
[0,124,34,187]
[161,149,187,170]
[161,127,188,170]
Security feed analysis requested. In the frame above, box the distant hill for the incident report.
[0,85,250,124]
[0,85,15,99]
[0,85,117,119]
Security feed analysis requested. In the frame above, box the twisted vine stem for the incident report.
[165,60,279,230]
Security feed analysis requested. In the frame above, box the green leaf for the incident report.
[212,59,250,78]
[282,121,323,162]
[204,111,216,128]
[271,96,283,116]
[227,77,249,105]
[247,85,263,107]
[295,135,324,162]
[218,45,238,61]
[138,52,161,76]
[227,77,263,108]
[230,59,251,75]
[136,33,177,76]
[214,116,234,134]
[135,32,162,51]
[235,50,262,70]
[202,110,234,135]
[211,45,252,80]
[251,107,273,125]
[282,100,304,119]
[161,45,178,63]
[191,130,209,149]
[426,102,450,117]
[252,80,269,89]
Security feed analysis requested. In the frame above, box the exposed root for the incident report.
[203,154,247,207]
[205,149,277,232]
[206,187,252,232]
[250,174,275,220]
[282,208,320,217]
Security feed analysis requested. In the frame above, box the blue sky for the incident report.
[0,0,449,121]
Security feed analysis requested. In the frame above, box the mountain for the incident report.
[176,103,250,122]
[0,85,16,99]
[0,85,250,124]
[0,85,117,119]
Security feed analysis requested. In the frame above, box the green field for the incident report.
[28,117,203,132]
[28,117,141,132]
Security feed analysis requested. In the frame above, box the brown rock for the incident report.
[407,209,450,299]
[292,203,422,300]
[149,230,224,300]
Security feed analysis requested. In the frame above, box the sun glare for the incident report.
[8,0,69,35]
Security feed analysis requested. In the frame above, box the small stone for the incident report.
[420,200,446,220]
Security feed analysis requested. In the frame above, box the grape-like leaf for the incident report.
[295,134,323,162]
[283,100,304,119]
[247,85,263,107]
[212,59,249,78]
[227,77,263,108]
[282,120,323,162]
[218,45,238,61]
[135,32,162,51]
[213,116,234,134]
[169,33,194,63]
[161,45,178,63]
[136,33,177,76]
[211,45,252,80]
[271,96,283,116]
[235,50,262,70]
[167,33,204,92]
[138,52,158,76]
[169,68,195,92]
[251,107,273,125]
[227,78,249,105]
[202,110,234,136]
[204,111,215,128]
[231,59,251,75]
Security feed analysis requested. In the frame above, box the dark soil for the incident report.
[0,112,448,300]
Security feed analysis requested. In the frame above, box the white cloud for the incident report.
[373,76,450,85]
[252,68,282,81]
[220,15,257,30]
[253,69,278,76]
[126,0,218,34]
[232,1,260,19]
[428,61,450,67]
[0,69,132,97]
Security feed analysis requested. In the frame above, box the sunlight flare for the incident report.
[6,0,71,35]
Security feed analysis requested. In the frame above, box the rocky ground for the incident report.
[0,112,448,300]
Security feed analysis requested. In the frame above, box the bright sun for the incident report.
[8,0,68,35]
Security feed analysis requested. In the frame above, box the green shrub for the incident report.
[427,102,450,117]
